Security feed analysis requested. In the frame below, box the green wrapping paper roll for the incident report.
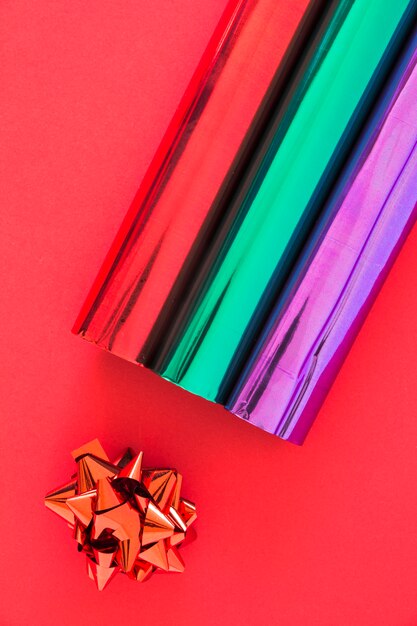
[158,0,416,402]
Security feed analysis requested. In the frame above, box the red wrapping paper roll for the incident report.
[73,0,323,363]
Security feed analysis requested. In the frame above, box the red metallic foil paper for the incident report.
[73,0,323,363]
[45,439,197,590]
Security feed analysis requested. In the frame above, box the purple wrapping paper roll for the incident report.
[227,39,417,444]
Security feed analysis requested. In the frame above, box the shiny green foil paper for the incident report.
[158,0,416,402]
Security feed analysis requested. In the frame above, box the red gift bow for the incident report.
[45,439,197,590]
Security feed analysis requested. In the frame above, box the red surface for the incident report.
[1,2,417,624]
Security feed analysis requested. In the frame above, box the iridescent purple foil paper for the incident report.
[227,37,417,444]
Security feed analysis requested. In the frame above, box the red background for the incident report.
[1,1,417,624]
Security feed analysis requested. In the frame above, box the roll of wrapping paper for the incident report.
[74,0,324,357]
[159,0,417,403]
[227,29,417,444]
